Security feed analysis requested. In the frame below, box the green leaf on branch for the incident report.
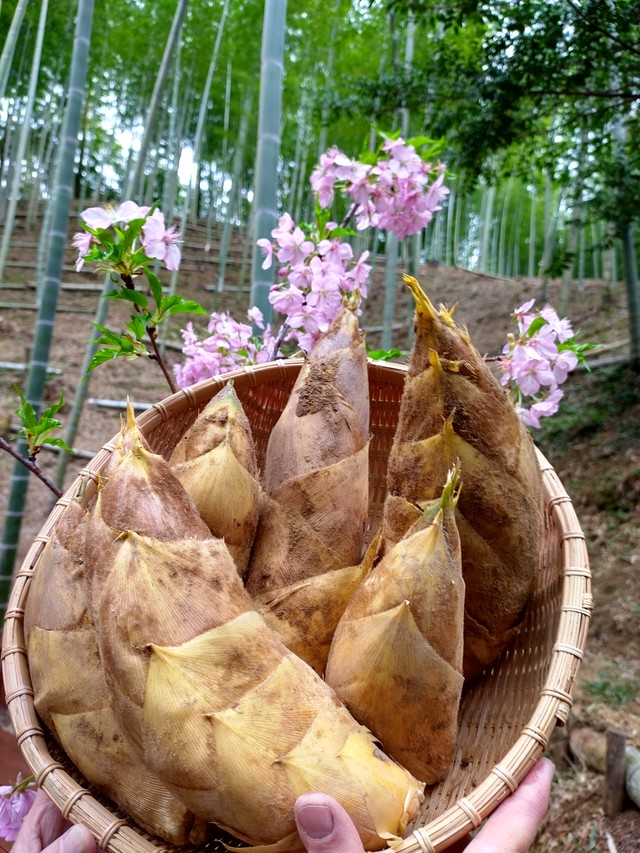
[80,222,114,245]
[315,204,332,235]
[524,316,547,337]
[41,436,73,451]
[358,148,378,166]
[106,287,149,309]
[117,216,147,253]
[558,339,601,371]
[91,323,126,346]
[328,226,358,238]
[374,127,401,145]
[12,387,72,457]
[153,294,207,325]
[88,325,148,373]
[87,348,120,371]
[405,135,446,160]
[144,264,165,309]
[126,313,149,341]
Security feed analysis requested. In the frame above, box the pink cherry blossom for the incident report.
[287,264,314,291]
[269,282,306,316]
[528,324,559,361]
[532,385,564,418]
[80,201,150,230]
[0,785,36,841]
[256,238,273,270]
[80,205,117,230]
[275,227,314,268]
[552,349,579,384]
[115,201,151,222]
[540,304,574,342]
[344,250,371,298]
[317,237,353,267]
[332,152,366,184]
[309,158,337,208]
[72,231,94,270]
[508,345,556,396]
[309,137,451,242]
[247,306,265,329]
[500,299,583,427]
[513,299,537,333]
[141,210,181,271]
[272,212,295,241]
[516,404,542,429]
[174,309,271,389]
[307,264,342,323]
[383,139,423,178]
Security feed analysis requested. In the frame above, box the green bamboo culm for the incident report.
[0,0,29,98]
[53,272,112,490]
[161,0,229,352]
[249,0,287,323]
[216,86,254,294]
[189,0,229,223]
[125,0,188,201]
[0,0,49,285]
[381,10,413,350]
[0,0,95,622]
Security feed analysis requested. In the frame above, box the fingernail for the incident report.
[61,824,91,853]
[297,804,335,839]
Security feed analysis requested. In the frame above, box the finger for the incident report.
[465,757,555,853]
[12,790,70,853]
[295,793,365,853]
[45,824,97,853]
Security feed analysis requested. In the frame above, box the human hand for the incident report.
[11,789,97,853]
[295,757,554,853]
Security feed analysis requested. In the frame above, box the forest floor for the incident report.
[0,221,639,852]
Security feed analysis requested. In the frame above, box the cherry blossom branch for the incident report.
[175,137,449,385]
[0,436,63,498]
[266,320,290,362]
[121,273,178,394]
[339,201,359,230]
[146,325,178,393]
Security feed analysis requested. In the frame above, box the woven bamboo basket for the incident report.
[2,358,592,853]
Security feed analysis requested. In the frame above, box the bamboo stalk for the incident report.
[0,0,49,284]
[0,0,28,98]
[190,0,229,223]
[125,0,189,200]
[216,86,254,293]
[53,273,112,490]
[249,0,287,322]
[0,0,95,617]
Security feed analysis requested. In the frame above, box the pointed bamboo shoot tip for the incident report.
[428,350,442,371]
[403,275,437,318]
[442,463,462,508]
[437,302,459,328]
[441,412,456,439]
[125,396,137,430]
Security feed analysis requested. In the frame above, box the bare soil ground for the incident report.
[0,219,638,851]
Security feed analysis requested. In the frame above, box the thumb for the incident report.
[295,793,365,853]
[50,824,98,853]
[465,757,555,853]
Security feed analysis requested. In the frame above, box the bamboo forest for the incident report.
[0,1,639,851]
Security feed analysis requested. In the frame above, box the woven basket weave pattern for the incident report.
[1,360,592,853]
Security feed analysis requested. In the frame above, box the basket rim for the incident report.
[1,359,592,853]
